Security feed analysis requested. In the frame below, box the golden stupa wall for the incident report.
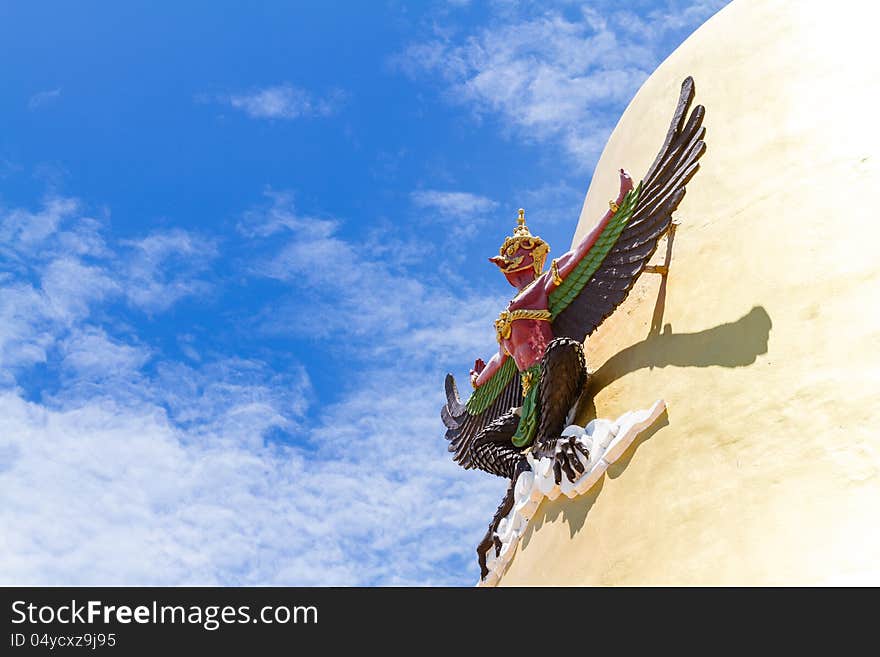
[499,0,880,585]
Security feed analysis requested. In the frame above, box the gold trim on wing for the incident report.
[550,258,563,286]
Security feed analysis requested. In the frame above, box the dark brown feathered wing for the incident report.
[551,76,706,343]
[441,363,522,476]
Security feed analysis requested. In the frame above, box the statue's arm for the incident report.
[542,169,634,293]
[472,347,507,388]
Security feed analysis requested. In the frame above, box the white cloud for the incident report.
[150,358,310,444]
[120,229,217,313]
[40,257,120,323]
[240,191,502,360]
[410,189,499,239]
[0,390,314,585]
[396,1,727,164]
[223,84,344,120]
[0,197,215,382]
[237,189,321,238]
[0,256,119,382]
[0,204,318,584]
[411,190,498,217]
[60,327,151,380]
[0,283,56,378]
[0,197,80,252]
[0,187,508,585]
[0,198,215,315]
[0,365,500,585]
[28,88,62,110]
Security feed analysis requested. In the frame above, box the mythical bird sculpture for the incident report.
[441,77,706,579]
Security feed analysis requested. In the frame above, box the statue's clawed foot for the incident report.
[538,435,590,485]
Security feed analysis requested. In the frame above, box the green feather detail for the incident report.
[549,182,641,319]
[511,365,541,447]
[465,356,518,415]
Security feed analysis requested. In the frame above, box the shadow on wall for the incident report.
[602,304,772,378]
[522,304,773,547]
[574,223,772,425]
[576,305,773,425]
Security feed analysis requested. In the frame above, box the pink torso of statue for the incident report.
[496,281,553,371]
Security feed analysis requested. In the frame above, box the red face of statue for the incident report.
[489,246,543,289]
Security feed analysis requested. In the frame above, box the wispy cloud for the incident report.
[411,190,497,216]
[0,363,495,585]
[120,229,217,313]
[235,191,512,578]
[0,185,507,586]
[0,196,81,251]
[395,1,727,164]
[0,193,321,585]
[411,189,499,238]
[240,190,501,359]
[28,88,62,110]
[237,189,319,238]
[59,327,151,381]
[220,84,345,120]
[0,197,216,380]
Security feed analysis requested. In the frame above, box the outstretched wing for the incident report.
[441,357,522,471]
[550,76,706,342]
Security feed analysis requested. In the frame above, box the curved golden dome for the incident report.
[500,0,880,585]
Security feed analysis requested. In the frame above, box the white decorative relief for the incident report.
[478,399,666,587]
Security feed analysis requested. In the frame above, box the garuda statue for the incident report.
[441,77,706,579]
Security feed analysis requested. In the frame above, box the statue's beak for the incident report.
[489,255,507,267]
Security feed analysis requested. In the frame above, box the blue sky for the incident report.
[0,1,727,585]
